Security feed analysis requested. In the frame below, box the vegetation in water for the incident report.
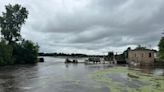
[0,4,39,65]
[89,67,164,92]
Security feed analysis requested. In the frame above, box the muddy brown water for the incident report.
[0,57,163,92]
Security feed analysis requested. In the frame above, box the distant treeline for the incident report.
[39,52,105,57]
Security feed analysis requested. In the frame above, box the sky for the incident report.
[0,0,164,55]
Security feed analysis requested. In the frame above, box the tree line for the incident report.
[0,4,39,65]
[39,52,105,57]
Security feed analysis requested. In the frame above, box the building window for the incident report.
[149,53,151,57]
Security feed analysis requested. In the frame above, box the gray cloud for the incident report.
[0,0,164,55]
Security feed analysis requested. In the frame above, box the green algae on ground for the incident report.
[89,66,164,92]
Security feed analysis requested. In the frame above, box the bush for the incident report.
[0,40,14,65]
[13,40,39,64]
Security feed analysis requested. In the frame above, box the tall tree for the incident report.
[0,4,28,44]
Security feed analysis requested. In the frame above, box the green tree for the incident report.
[0,4,39,65]
[0,4,28,44]
[13,40,39,64]
[158,37,164,59]
[0,39,14,65]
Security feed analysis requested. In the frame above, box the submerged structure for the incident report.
[127,47,156,65]
[85,57,101,64]
[104,52,117,64]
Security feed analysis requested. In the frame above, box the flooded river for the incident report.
[0,57,164,92]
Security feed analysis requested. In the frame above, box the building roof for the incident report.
[129,47,157,52]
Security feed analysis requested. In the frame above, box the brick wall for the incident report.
[128,50,155,65]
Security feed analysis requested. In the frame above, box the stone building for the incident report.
[127,47,156,65]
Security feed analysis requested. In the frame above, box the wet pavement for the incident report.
[0,57,164,92]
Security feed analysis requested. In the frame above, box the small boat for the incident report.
[65,58,78,63]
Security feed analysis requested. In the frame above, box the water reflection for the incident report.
[65,63,79,69]
[129,65,164,76]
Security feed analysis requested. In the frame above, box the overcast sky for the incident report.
[0,0,164,55]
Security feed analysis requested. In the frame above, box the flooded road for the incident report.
[0,57,164,92]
